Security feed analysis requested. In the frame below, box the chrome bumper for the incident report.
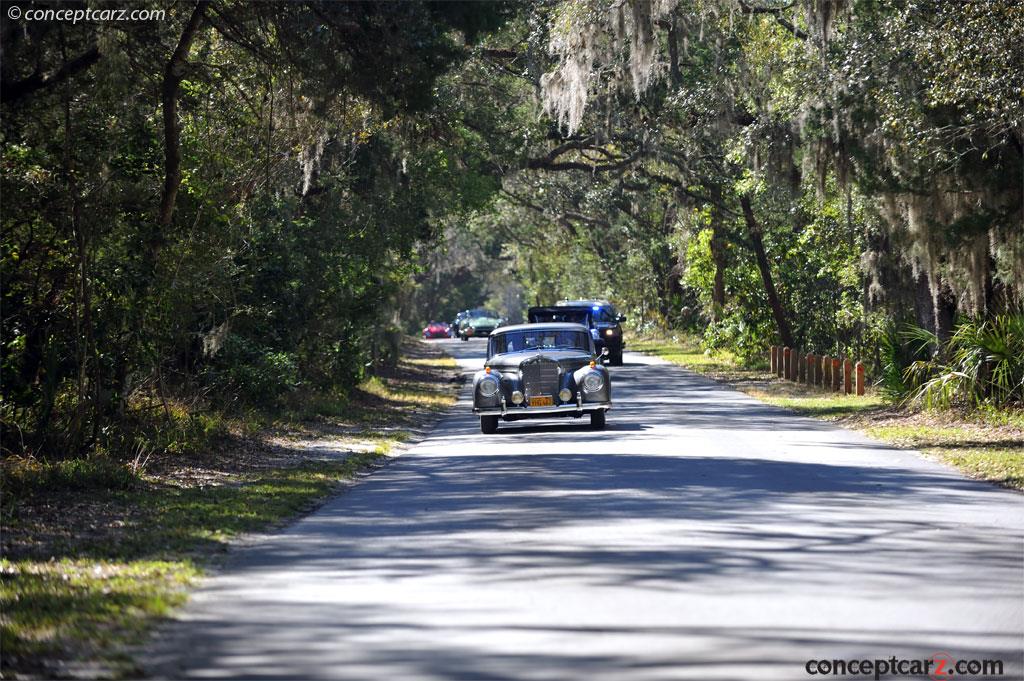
[474,400,611,417]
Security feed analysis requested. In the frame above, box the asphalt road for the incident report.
[148,339,1024,680]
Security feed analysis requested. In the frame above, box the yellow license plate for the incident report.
[529,395,554,407]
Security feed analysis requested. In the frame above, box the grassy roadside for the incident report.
[630,336,1024,491]
[0,340,460,679]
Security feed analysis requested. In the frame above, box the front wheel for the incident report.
[610,349,623,366]
[589,410,606,430]
[480,415,499,434]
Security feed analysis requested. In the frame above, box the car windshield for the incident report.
[590,307,617,323]
[490,330,590,356]
[529,309,589,325]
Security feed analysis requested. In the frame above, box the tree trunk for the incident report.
[740,195,794,348]
[666,15,682,87]
[933,280,957,344]
[913,271,935,335]
[153,4,206,254]
[125,4,205,417]
[65,74,92,453]
[709,185,726,322]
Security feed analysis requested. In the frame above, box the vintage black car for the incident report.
[472,323,611,433]
[528,300,626,365]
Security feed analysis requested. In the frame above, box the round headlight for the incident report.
[605,328,614,337]
[478,376,499,397]
[511,390,524,404]
[582,371,604,393]
[558,388,572,402]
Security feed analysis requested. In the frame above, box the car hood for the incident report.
[488,349,593,373]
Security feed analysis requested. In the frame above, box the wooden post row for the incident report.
[774,346,866,396]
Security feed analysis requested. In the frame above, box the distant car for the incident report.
[423,321,450,339]
[459,311,502,341]
[472,322,611,433]
[451,308,496,339]
[450,311,470,338]
[528,300,626,365]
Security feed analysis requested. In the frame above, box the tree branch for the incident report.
[2,46,101,105]
[481,48,518,60]
[738,0,809,40]
[525,144,643,173]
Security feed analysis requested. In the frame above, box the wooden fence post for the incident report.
[797,350,805,382]
[806,353,815,386]
[823,355,831,389]
[770,346,777,374]
[782,347,790,380]
[815,355,824,387]
[843,358,853,394]
[856,361,865,396]
[832,357,842,392]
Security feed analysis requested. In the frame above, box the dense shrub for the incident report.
[887,314,1024,409]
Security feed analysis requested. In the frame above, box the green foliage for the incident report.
[904,314,1024,410]
[703,314,776,366]
[211,338,302,406]
[460,0,1021,394]
[1,457,138,498]
[877,324,929,403]
[1,3,512,460]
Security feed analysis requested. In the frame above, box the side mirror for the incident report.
[617,315,627,322]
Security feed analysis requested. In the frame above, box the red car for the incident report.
[422,321,450,339]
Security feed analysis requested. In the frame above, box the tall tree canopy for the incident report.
[2,2,511,453]
[3,0,1021,458]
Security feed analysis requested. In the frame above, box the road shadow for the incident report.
[144,345,1024,681]
[147,447,1024,679]
[495,421,651,435]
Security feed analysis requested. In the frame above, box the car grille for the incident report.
[521,359,559,399]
